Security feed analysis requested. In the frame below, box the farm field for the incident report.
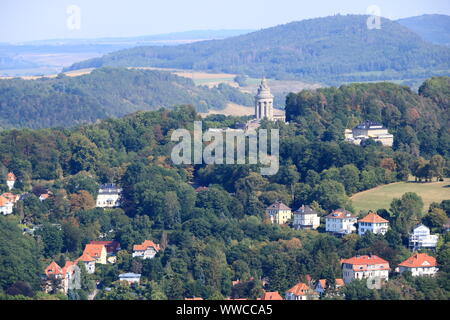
[351,178,450,213]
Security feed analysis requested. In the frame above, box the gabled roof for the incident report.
[287,283,312,296]
[294,205,317,215]
[45,261,63,276]
[261,291,283,300]
[90,240,121,253]
[341,255,389,267]
[358,212,389,224]
[266,201,291,211]
[6,172,16,181]
[316,279,345,289]
[133,240,160,252]
[83,244,106,258]
[0,195,12,207]
[76,252,96,263]
[399,253,437,268]
[1,193,19,203]
[335,279,345,287]
[326,209,355,219]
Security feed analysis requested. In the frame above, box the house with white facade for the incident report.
[265,201,292,225]
[293,205,320,230]
[325,209,357,235]
[341,255,390,284]
[96,183,122,208]
[76,252,96,274]
[132,240,160,259]
[6,172,16,190]
[0,195,14,215]
[285,282,319,300]
[409,224,439,251]
[398,253,438,277]
[44,261,79,294]
[358,212,389,236]
[345,121,393,147]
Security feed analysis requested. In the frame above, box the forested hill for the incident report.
[397,14,450,47]
[65,15,450,85]
[0,68,252,129]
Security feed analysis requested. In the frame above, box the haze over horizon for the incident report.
[1,0,450,43]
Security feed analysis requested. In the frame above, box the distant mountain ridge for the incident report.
[65,14,450,85]
[397,14,450,47]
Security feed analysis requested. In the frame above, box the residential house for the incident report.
[341,255,390,284]
[76,253,96,274]
[1,192,20,204]
[90,240,121,263]
[44,261,79,294]
[293,205,320,230]
[398,253,438,277]
[132,240,160,259]
[96,183,122,208]
[358,212,389,235]
[409,224,439,251]
[6,172,16,190]
[315,279,345,295]
[83,243,107,264]
[118,273,141,285]
[260,291,283,300]
[285,282,319,300]
[265,201,292,225]
[325,209,357,235]
[0,195,14,215]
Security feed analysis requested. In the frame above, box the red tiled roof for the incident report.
[0,195,11,207]
[287,283,311,296]
[6,172,16,181]
[318,279,327,289]
[398,253,437,268]
[45,261,63,276]
[261,291,283,300]
[184,297,204,300]
[335,279,345,287]
[266,201,291,211]
[83,244,106,258]
[76,252,96,263]
[326,209,355,219]
[133,240,160,252]
[90,240,121,253]
[195,186,209,192]
[358,212,389,223]
[341,255,390,271]
[1,193,19,203]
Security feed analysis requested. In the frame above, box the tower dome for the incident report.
[255,78,274,120]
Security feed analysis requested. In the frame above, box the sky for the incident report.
[0,0,449,43]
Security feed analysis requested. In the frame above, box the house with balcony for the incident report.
[409,224,439,251]
[341,255,390,284]
[293,205,320,230]
[325,209,357,235]
[398,253,438,277]
[265,201,292,225]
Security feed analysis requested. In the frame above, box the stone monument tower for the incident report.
[255,77,274,121]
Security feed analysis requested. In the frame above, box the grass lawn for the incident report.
[351,178,450,213]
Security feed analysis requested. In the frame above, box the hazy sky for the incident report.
[1,0,449,42]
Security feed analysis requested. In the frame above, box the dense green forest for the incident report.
[0,67,253,129]
[0,75,449,300]
[65,15,450,85]
[397,14,450,47]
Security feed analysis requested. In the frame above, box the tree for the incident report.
[429,155,445,181]
[390,192,424,236]
[69,190,95,212]
[312,180,350,211]
[38,223,64,258]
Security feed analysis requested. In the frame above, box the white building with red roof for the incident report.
[315,278,345,295]
[6,172,16,190]
[132,240,160,259]
[76,252,96,274]
[398,253,438,277]
[358,212,389,235]
[43,261,79,293]
[285,282,319,300]
[341,255,390,284]
[325,209,357,235]
[0,195,14,215]
[261,291,283,300]
[265,201,292,225]
[83,243,107,264]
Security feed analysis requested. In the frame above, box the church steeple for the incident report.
[255,77,274,120]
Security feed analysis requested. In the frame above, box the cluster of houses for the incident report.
[43,239,160,293]
[265,202,440,250]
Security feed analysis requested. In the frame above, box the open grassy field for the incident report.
[351,178,450,213]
